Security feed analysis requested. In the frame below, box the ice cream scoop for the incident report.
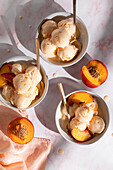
[25,66,42,86]
[88,116,105,134]
[57,45,78,61]
[11,63,22,75]
[70,117,87,131]
[41,38,57,58]
[58,19,75,38]
[75,103,94,123]
[11,91,32,109]
[2,85,14,101]
[13,74,32,94]
[41,20,57,38]
[11,87,38,109]
[51,27,70,48]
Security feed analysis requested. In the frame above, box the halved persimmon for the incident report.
[71,128,92,142]
[81,60,108,88]
[68,91,94,106]
[7,117,34,144]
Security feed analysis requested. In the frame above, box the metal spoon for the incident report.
[71,0,81,52]
[58,83,70,119]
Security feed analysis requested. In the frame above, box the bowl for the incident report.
[55,90,109,145]
[36,11,89,67]
[0,56,49,110]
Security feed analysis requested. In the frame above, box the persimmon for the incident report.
[7,117,34,144]
[81,60,108,88]
[0,64,12,88]
[68,91,94,106]
[71,128,92,142]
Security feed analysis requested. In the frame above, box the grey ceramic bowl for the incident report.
[55,90,109,145]
[36,11,89,67]
[0,56,49,110]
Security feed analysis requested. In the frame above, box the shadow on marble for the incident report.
[15,0,65,54]
[63,53,92,80]
[0,43,24,63]
[34,77,84,133]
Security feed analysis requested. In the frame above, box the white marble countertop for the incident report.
[0,0,113,169]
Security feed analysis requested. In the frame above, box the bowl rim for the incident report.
[35,11,89,67]
[0,55,49,110]
[55,90,110,145]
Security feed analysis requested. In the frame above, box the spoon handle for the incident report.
[73,0,76,39]
[58,83,67,105]
[35,38,40,71]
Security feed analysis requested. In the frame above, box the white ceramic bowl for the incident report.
[0,56,49,110]
[55,90,109,145]
[36,11,89,67]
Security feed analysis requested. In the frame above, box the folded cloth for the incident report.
[0,102,51,170]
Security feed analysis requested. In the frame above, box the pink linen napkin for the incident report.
[0,101,51,170]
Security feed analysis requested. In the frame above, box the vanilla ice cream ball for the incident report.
[88,116,105,134]
[51,27,70,48]
[2,85,14,101]
[13,74,32,94]
[75,103,94,123]
[58,19,75,38]
[11,91,32,109]
[41,20,57,38]
[25,66,42,86]
[11,63,23,75]
[26,86,39,101]
[41,38,57,58]
[70,117,87,131]
[57,45,78,61]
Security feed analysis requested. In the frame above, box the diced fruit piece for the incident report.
[0,75,7,88]
[0,64,12,88]
[7,117,34,144]
[81,60,108,88]
[1,73,15,83]
[1,64,12,73]
[68,91,94,105]
[71,127,91,142]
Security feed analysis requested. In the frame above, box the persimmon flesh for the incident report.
[7,117,34,144]
[81,60,108,88]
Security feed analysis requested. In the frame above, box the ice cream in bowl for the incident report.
[0,56,48,110]
[36,11,88,67]
[55,90,109,145]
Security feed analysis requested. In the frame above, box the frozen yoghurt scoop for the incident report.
[41,20,57,38]
[41,38,57,58]
[51,27,70,48]
[25,65,42,86]
[57,45,78,61]
[2,85,14,101]
[88,116,105,134]
[13,74,32,94]
[69,117,87,131]
[75,103,95,123]
[58,19,75,38]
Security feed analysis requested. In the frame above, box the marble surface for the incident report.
[0,0,113,169]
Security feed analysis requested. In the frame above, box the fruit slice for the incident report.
[0,64,12,88]
[68,91,94,105]
[7,117,34,144]
[71,128,91,142]
[1,73,15,83]
[81,60,108,88]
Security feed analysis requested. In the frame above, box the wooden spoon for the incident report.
[35,38,44,96]
[58,83,70,119]
[35,38,40,71]
[71,0,81,52]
